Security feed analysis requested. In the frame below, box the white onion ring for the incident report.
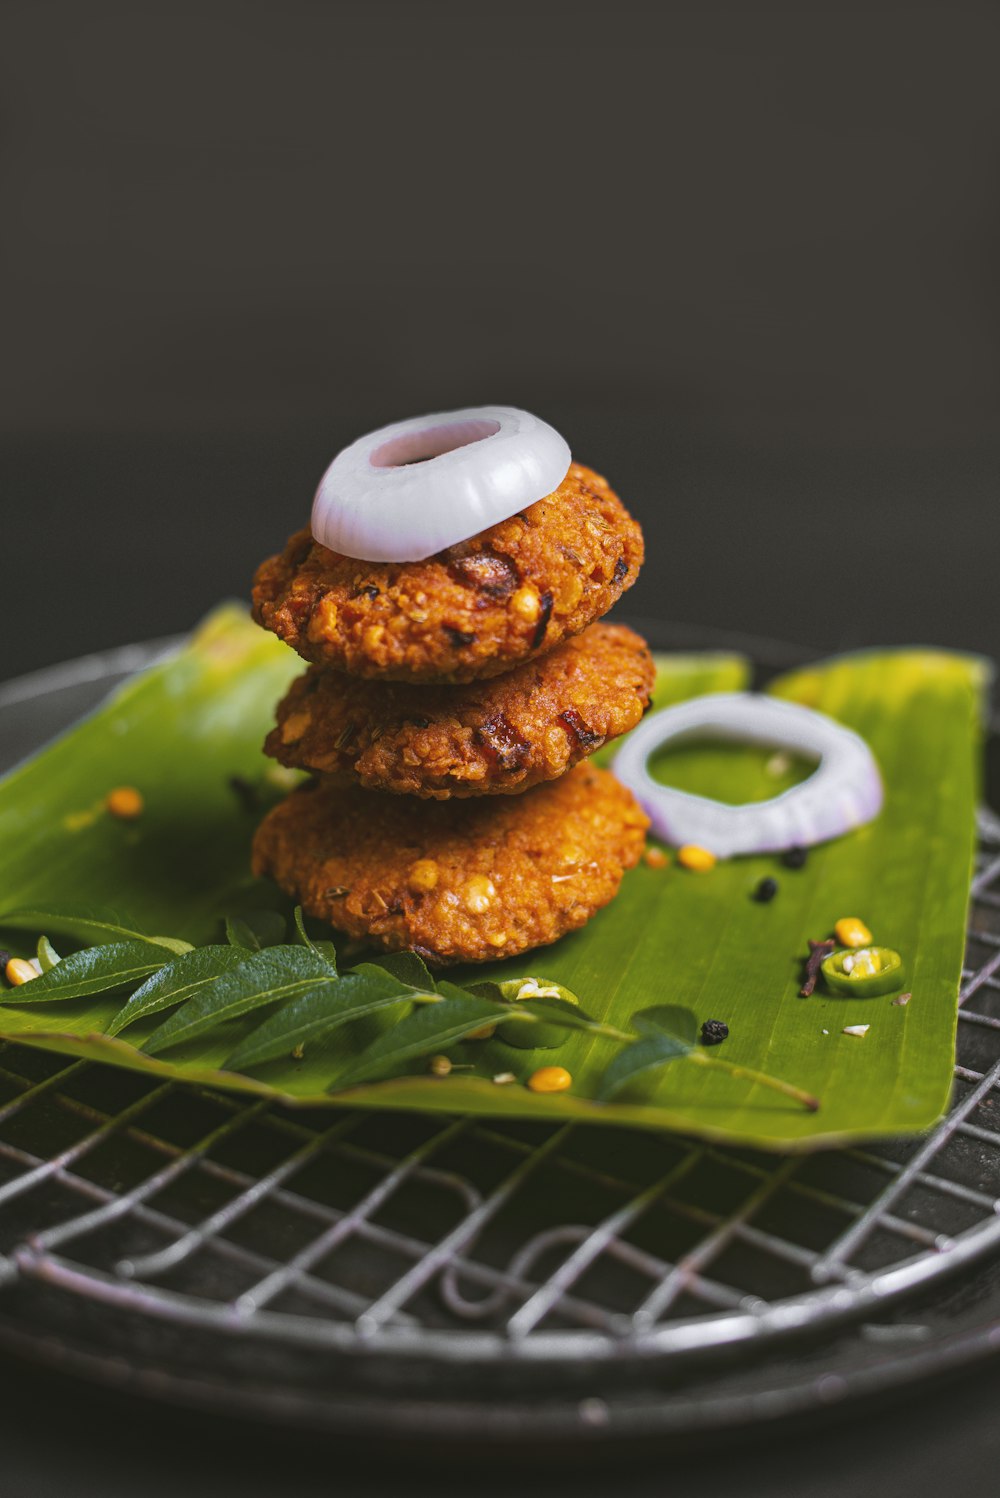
[612,693,883,858]
[311,405,571,563]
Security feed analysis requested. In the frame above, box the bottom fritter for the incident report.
[251,764,649,965]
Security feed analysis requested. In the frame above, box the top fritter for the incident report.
[252,463,643,684]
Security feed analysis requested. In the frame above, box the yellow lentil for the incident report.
[106,785,144,820]
[462,875,496,914]
[834,917,872,949]
[677,844,716,872]
[527,1065,573,1094]
[5,957,37,986]
[308,599,337,639]
[407,858,440,894]
[557,573,584,611]
[510,587,541,623]
[362,624,385,651]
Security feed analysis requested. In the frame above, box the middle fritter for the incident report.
[267,622,655,799]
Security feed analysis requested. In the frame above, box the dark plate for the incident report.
[0,625,999,1452]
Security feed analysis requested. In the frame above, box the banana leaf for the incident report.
[0,605,987,1150]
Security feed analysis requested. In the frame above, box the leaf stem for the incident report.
[689,1050,820,1112]
[503,1009,633,1043]
[590,1021,635,1043]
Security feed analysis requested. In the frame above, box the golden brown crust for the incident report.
[251,463,644,683]
[251,765,649,965]
[266,623,655,799]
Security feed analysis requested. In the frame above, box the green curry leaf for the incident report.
[107,944,250,1036]
[225,968,409,1071]
[355,951,438,993]
[293,906,338,970]
[4,941,169,1004]
[631,1005,698,1047]
[330,990,506,1090]
[225,910,287,951]
[0,906,191,955]
[142,945,336,1055]
[36,935,61,973]
[598,1032,693,1101]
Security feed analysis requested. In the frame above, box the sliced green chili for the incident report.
[821,946,905,997]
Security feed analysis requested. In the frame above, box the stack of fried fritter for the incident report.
[250,462,652,966]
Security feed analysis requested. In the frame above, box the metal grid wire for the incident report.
[0,816,998,1368]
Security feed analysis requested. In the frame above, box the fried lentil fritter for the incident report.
[252,464,644,683]
[266,622,655,799]
[251,764,649,965]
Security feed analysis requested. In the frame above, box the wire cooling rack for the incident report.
[0,628,998,1440]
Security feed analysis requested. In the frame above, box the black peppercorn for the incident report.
[754,876,779,903]
[700,1019,729,1046]
[783,846,808,869]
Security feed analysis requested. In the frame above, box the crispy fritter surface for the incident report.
[266,623,655,799]
[251,765,649,965]
[251,464,643,683]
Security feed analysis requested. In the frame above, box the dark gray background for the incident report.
[3,0,999,677]
[2,1,1000,1493]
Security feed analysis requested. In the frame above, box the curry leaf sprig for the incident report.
[0,905,818,1111]
[600,1006,820,1112]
